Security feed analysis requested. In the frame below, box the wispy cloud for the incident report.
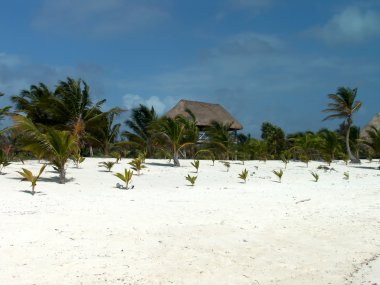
[122,93,176,115]
[312,6,380,45]
[32,0,169,38]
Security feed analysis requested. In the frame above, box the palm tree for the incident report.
[323,87,362,163]
[363,126,380,161]
[291,133,321,167]
[318,128,342,165]
[123,104,158,157]
[11,83,59,126]
[206,121,235,160]
[12,115,77,183]
[0,92,11,122]
[96,113,122,156]
[154,116,195,166]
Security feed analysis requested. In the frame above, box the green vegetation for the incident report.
[323,87,362,163]
[0,149,11,174]
[185,174,197,186]
[128,157,146,175]
[71,151,85,168]
[310,171,319,182]
[99,161,116,172]
[17,164,46,195]
[273,169,284,183]
[343,172,350,180]
[191,159,200,173]
[238,168,249,183]
[222,161,231,172]
[115,169,133,189]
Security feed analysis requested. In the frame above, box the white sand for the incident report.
[0,158,379,285]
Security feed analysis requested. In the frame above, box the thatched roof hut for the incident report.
[361,113,380,138]
[164,99,243,130]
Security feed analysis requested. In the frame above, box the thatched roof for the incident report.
[164,99,243,130]
[361,113,380,138]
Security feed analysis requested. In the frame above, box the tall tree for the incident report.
[363,126,380,160]
[323,87,362,163]
[261,122,285,158]
[0,92,11,122]
[206,121,235,160]
[318,128,342,165]
[12,115,77,183]
[123,104,158,157]
[154,115,196,166]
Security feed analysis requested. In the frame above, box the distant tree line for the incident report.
[1,79,379,182]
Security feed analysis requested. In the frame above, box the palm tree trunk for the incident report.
[89,146,93,157]
[346,122,360,164]
[59,167,66,184]
[173,151,180,167]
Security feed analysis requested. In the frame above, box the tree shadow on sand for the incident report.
[19,190,46,196]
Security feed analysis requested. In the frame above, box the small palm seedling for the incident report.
[99,161,116,172]
[71,152,85,168]
[273,169,284,183]
[310,171,319,182]
[238,168,249,183]
[16,164,46,195]
[191,160,200,173]
[111,151,122,163]
[280,151,291,169]
[128,157,146,176]
[185,174,197,186]
[114,169,133,189]
[343,172,349,180]
[222,161,231,172]
[0,153,11,174]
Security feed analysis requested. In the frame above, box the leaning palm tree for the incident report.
[363,126,380,161]
[154,116,195,166]
[323,87,362,163]
[12,115,77,183]
[123,104,158,157]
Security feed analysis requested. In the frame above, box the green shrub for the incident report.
[185,174,197,186]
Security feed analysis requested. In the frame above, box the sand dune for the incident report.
[0,158,379,284]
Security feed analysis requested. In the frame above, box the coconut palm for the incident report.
[323,87,362,163]
[10,83,65,127]
[318,128,342,165]
[291,133,321,167]
[123,104,158,157]
[154,116,195,166]
[12,115,77,183]
[363,126,380,159]
[94,113,122,156]
[0,92,11,122]
[206,121,235,160]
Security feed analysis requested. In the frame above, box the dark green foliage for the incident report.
[261,122,285,158]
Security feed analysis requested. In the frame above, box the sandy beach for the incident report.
[0,158,379,285]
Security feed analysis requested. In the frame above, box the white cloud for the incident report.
[122,93,174,114]
[313,6,380,44]
[32,0,169,38]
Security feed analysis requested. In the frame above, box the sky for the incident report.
[0,0,379,136]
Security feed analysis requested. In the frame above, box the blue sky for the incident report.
[0,0,379,136]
